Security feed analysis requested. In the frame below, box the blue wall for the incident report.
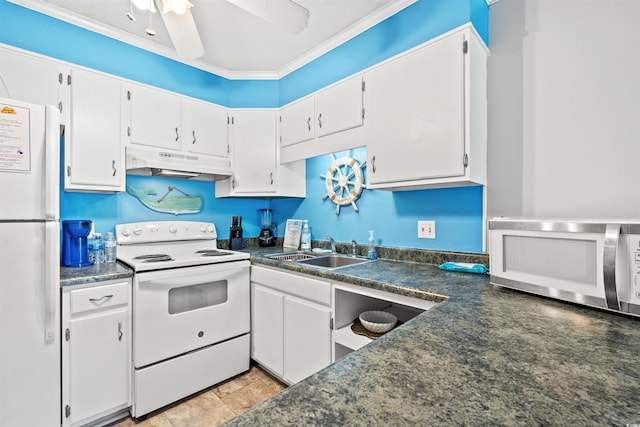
[0,0,488,252]
[272,148,484,253]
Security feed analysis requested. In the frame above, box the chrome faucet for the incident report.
[327,235,337,253]
[351,239,357,257]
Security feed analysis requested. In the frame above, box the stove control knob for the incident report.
[169,225,178,234]
[200,225,207,233]
[121,227,131,237]
[207,225,214,233]
[133,228,142,236]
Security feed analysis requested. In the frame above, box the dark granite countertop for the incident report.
[60,261,133,287]
[226,247,640,426]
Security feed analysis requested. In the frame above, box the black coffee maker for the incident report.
[258,209,276,247]
[230,215,243,250]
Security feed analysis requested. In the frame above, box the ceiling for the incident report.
[10,0,417,79]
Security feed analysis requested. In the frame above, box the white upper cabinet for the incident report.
[183,98,229,159]
[219,110,277,194]
[314,75,363,138]
[216,109,305,198]
[279,75,365,163]
[279,97,314,148]
[364,26,487,190]
[64,68,125,192]
[127,84,182,150]
[0,47,65,122]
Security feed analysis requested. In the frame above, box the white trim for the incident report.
[7,0,417,80]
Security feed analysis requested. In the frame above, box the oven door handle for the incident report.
[603,223,621,311]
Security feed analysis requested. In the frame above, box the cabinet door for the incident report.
[183,99,229,158]
[283,295,332,384]
[65,68,124,192]
[69,307,129,424]
[366,32,466,185]
[0,48,62,111]
[251,283,284,377]
[279,97,314,147]
[229,110,277,193]
[315,75,363,138]
[128,84,181,150]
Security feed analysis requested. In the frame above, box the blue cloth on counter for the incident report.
[439,262,488,274]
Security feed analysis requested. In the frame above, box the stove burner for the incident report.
[134,254,174,263]
[196,250,228,257]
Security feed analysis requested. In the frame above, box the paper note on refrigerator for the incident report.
[0,102,31,172]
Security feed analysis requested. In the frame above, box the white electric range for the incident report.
[115,221,251,418]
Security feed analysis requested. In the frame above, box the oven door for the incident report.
[133,260,250,368]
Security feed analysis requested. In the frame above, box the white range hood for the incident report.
[125,145,232,181]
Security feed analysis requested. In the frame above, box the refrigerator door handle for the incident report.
[44,221,59,341]
[603,223,621,311]
[44,106,60,220]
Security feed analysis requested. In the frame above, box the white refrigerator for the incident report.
[0,97,61,426]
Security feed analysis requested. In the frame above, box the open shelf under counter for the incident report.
[332,283,440,360]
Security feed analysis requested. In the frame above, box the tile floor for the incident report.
[110,365,287,427]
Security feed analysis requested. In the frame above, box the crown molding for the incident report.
[8,0,417,80]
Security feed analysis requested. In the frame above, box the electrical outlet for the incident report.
[418,221,436,239]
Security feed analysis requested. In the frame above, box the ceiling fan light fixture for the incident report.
[158,0,193,15]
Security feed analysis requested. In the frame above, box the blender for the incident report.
[258,209,276,247]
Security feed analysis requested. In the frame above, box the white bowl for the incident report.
[359,310,397,334]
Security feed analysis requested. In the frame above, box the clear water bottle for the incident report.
[91,233,105,264]
[88,234,95,264]
[104,231,116,263]
[300,220,311,250]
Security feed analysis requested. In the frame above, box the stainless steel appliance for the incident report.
[258,208,276,247]
[489,219,640,317]
[115,221,251,418]
[0,98,61,426]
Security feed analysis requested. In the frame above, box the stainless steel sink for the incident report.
[266,252,317,261]
[296,254,370,269]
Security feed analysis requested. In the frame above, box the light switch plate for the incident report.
[418,221,436,239]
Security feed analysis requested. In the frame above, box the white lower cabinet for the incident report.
[250,266,331,384]
[62,280,131,427]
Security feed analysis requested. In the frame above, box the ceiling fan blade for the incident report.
[226,0,310,34]
[155,1,205,59]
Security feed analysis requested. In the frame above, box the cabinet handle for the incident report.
[192,130,196,144]
[127,127,131,137]
[58,102,63,113]
[89,294,113,303]
[270,172,274,185]
[307,117,311,131]
[175,127,179,142]
[231,177,236,189]
[118,322,123,341]
[317,113,322,128]
[372,155,376,173]
[112,160,116,177]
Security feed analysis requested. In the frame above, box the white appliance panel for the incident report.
[133,261,250,367]
[0,222,60,427]
[132,334,250,418]
[0,98,59,221]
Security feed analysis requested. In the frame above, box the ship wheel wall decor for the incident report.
[320,150,368,215]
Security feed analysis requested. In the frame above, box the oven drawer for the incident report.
[133,261,250,368]
[70,282,129,315]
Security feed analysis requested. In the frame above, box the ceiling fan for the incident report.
[152,0,310,60]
